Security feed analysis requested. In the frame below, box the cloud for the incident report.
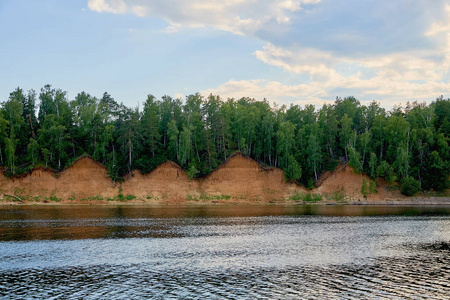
[204,76,450,108]
[88,0,127,14]
[203,79,329,106]
[87,0,320,35]
[246,2,450,105]
[89,0,450,105]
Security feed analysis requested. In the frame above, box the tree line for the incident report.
[1,85,449,195]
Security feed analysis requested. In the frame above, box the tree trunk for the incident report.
[128,128,132,170]
[28,114,35,138]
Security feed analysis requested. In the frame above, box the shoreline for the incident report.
[1,197,450,207]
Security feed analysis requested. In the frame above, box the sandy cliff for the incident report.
[316,164,405,202]
[0,153,428,204]
[122,161,195,203]
[0,156,117,201]
[199,153,299,201]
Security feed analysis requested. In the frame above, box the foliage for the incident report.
[369,180,377,194]
[401,177,422,196]
[361,177,368,198]
[288,192,322,202]
[187,163,199,180]
[1,86,449,195]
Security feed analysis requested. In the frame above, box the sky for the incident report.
[1,0,450,109]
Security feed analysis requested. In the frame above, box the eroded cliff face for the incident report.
[56,157,117,199]
[0,168,58,199]
[0,157,117,201]
[199,153,298,201]
[121,161,195,203]
[120,154,300,202]
[0,153,404,203]
[316,164,404,201]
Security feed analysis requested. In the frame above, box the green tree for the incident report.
[339,114,353,159]
[368,152,378,179]
[167,120,179,161]
[142,94,161,157]
[307,123,322,181]
[5,137,18,174]
[179,125,193,167]
[348,146,362,173]
[27,138,39,166]
[401,177,421,196]
[361,177,368,198]
[0,111,9,165]
[276,121,296,170]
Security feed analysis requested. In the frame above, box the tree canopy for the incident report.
[1,86,449,194]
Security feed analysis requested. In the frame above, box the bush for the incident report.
[187,163,199,180]
[360,178,368,198]
[377,161,396,183]
[401,177,421,196]
[369,180,377,194]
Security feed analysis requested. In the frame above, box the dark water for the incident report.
[1,205,450,299]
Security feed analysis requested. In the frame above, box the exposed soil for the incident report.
[122,161,195,204]
[315,164,405,202]
[0,153,445,204]
[0,156,117,202]
[198,153,300,202]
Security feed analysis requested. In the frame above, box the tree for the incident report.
[285,155,302,181]
[401,177,421,196]
[319,104,339,160]
[394,145,409,180]
[179,125,193,167]
[117,108,141,172]
[2,91,26,173]
[368,152,377,179]
[306,123,322,181]
[167,120,179,161]
[361,177,368,198]
[50,124,68,169]
[348,146,362,173]
[4,137,18,174]
[38,85,56,123]
[42,148,51,168]
[339,114,353,159]
[27,138,39,166]
[142,94,161,157]
[0,111,9,165]
[276,121,296,170]
[38,114,70,169]
[358,130,371,168]
[385,115,410,162]
[422,151,450,191]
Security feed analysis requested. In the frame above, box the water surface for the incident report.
[1,205,449,298]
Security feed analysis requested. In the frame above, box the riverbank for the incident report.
[1,196,450,206]
[1,153,448,205]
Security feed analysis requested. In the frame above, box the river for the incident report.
[1,204,449,299]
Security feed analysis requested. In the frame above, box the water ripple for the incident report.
[1,248,449,299]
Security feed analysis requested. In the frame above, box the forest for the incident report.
[1,85,449,196]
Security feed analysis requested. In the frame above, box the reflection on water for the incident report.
[0,205,449,298]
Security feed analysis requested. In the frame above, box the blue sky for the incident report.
[1,0,450,108]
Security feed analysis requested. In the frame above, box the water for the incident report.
[1,205,450,299]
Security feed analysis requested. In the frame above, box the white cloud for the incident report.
[203,79,329,106]
[426,5,450,36]
[174,93,184,99]
[87,0,320,35]
[89,0,450,106]
[249,20,450,105]
[204,76,450,108]
[88,0,127,14]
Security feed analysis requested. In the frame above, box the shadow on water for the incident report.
[1,204,450,241]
